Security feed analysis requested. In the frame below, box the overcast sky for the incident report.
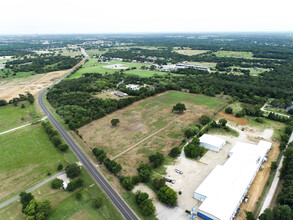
[1,0,293,34]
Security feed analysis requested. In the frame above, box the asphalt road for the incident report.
[0,171,65,209]
[38,52,139,220]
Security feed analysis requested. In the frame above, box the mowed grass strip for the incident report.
[0,124,66,201]
[0,101,39,133]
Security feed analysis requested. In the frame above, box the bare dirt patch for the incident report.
[216,111,248,125]
[0,70,68,101]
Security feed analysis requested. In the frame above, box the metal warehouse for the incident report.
[199,134,226,152]
[194,140,272,220]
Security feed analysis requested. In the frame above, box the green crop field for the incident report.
[70,58,154,79]
[0,124,72,202]
[0,101,40,133]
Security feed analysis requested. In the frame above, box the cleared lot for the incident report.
[78,91,227,175]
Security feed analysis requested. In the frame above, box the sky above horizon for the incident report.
[1,0,293,34]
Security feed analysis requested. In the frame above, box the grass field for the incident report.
[188,61,217,68]
[0,124,76,202]
[0,167,123,220]
[0,69,35,79]
[86,49,109,57]
[214,51,256,59]
[78,91,227,175]
[125,69,167,77]
[0,101,40,133]
[69,59,147,79]
[174,49,209,56]
[69,58,164,78]
[229,66,269,76]
[60,48,81,57]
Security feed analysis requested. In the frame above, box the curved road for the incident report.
[38,50,139,220]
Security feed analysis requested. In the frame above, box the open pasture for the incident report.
[0,124,67,202]
[78,91,227,175]
[174,49,209,56]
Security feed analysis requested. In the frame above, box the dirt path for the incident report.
[111,123,171,160]
[235,140,280,219]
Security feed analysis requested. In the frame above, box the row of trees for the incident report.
[41,121,69,152]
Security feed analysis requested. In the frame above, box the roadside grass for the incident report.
[122,191,157,220]
[48,167,123,220]
[0,124,76,202]
[246,116,286,140]
[0,167,123,220]
[0,101,40,133]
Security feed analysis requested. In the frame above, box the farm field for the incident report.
[0,101,39,133]
[0,124,76,203]
[0,167,123,220]
[69,58,156,78]
[214,51,257,59]
[174,49,209,56]
[78,91,228,175]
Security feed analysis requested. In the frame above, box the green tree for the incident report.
[225,107,233,114]
[219,118,228,127]
[51,178,63,189]
[65,164,81,178]
[21,103,25,108]
[111,118,120,126]
[121,176,134,191]
[172,103,186,113]
[199,115,211,125]
[149,152,164,168]
[135,191,149,204]
[245,211,256,220]
[139,169,151,183]
[59,144,69,152]
[157,186,177,206]
[140,199,156,216]
[19,192,34,211]
[272,205,292,220]
[153,177,166,190]
[169,147,181,158]
[259,208,273,220]
[57,163,63,171]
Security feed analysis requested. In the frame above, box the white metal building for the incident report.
[199,134,226,152]
[194,141,272,220]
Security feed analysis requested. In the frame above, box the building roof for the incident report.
[199,134,226,148]
[195,141,271,220]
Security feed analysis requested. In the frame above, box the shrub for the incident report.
[169,147,181,158]
[157,187,177,206]
[92,197,103,209]
[199,115,211,125]
[51,178,63,189]
[225,107,233,114]
[149,152,164,168]
[57,163,63,171]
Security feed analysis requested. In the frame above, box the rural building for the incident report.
[126,84,139,90]
[199,134,226,152]
[194,141,272,220]
[114,91,128,97]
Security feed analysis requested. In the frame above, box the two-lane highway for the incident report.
[38,51,139,220]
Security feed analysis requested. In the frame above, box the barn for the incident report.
[194,141,272,220]
[199,134,226,152]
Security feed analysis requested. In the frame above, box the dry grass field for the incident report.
[78,91,228,175]
[174,49,209,56]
